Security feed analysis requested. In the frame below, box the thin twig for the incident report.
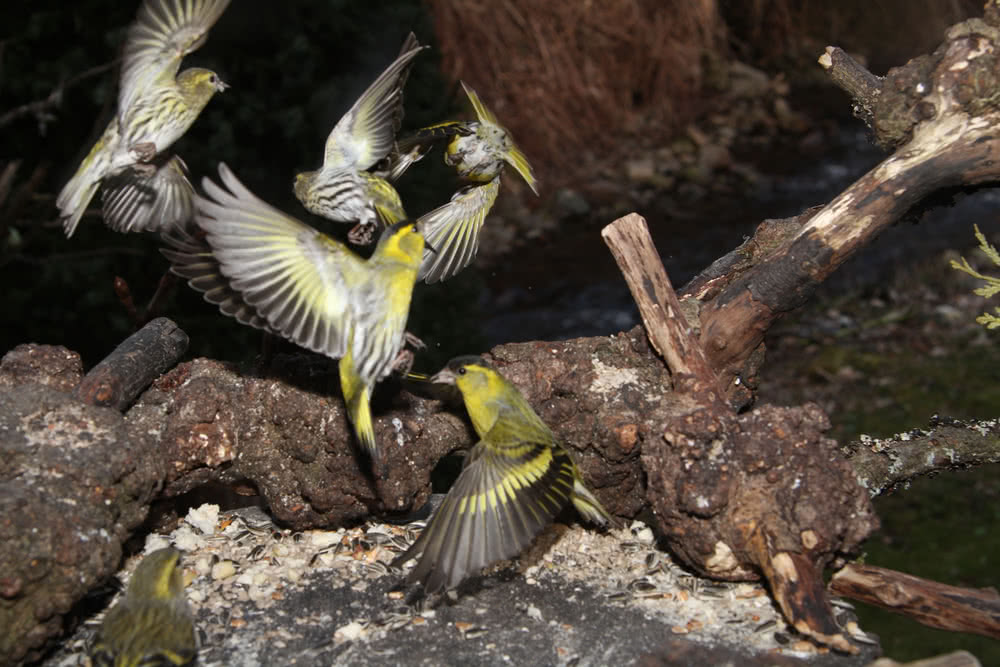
[0,60,118,130]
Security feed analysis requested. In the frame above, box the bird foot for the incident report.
[392,349,416,375]
[348,222,377,245]
[129,142,157,163]
[131,162,157,178]
[404,331,426,350]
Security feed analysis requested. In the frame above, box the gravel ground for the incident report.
[44,504,879,666]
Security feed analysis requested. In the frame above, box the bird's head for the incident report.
[432,356,510,435]
[375,219,427,267]
[126,547,186,602]
[177,67,229,106]
[293,170,316,201]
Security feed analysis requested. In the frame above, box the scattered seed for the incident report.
[754,620,776,634]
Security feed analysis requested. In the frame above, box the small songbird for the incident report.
[57,0,230,237]
[393,356,612,594]
[388,81,538,283]
[162,163,427,465]
[89,547,196,667]
[293,33,426,246]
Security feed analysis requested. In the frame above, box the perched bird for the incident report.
[162,163,427,463]
[393,356,612,594]
[387,81,538,283]
[293,33,426,246]
[89,547,196,667]
[57,0,230,237]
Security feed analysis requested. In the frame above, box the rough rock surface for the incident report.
[0,347,163,664]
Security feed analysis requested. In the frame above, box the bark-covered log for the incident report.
[74,316,188,410]
[830,563,1000,639]
[127,331,666,526]
[644,401,877,653]
[603,214,877,652]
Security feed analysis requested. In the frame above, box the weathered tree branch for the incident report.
[695,19,1000,391]
[0,60,116,130]
[830,563,1000,639]
[844,418,1000,497]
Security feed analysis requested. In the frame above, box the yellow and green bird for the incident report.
[162,162,427,464]
[57,0,230,237]
[388,81,538,283]
[89,547,196,667]
[393,356,612,594]
[293,33,426,246]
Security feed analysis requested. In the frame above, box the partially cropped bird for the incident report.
[89,547,196,667]
[393,356,612,594]
[57,0,230,237]
[387,81,538,283]
[294,33,426,246]
[162,163,427,465]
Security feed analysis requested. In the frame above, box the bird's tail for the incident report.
[339,357,376,457]
[57,166,102,238]
[57,122,116,237]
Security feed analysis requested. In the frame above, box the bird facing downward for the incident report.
[387,81,539,284]
[162,162,427,468]
[294,33,426,246]
[89,547,196,667]
[393,356,612,594]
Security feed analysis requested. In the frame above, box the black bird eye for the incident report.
[411,224,419,233]
[209,74,218,84]
[457,367,466,375]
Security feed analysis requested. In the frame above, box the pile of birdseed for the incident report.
[44,503,876,666]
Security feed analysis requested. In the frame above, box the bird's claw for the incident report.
[131,162,157,178]
[392,349,416,374]
[129,141,157,163]
[404,331,426,350]
[348,222,377,245]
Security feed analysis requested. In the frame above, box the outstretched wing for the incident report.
[194,163,367,359]
[102,154,195,233]
[161,221,278,333]
[417,177,500,284]
[119,0,231,124]
[460,81,538,195]
[322,36,426,171]
[394,430,576,594]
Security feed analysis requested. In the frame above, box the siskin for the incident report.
[294,33,426,246]
[388,81,538,283]
[57,0,230,237]
[89,547,196,667]
[393,356,612,594]
[162,163,427,465]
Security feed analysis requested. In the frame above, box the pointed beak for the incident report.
[429,367,457,385]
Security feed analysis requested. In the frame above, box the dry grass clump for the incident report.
[426,0,723,187]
